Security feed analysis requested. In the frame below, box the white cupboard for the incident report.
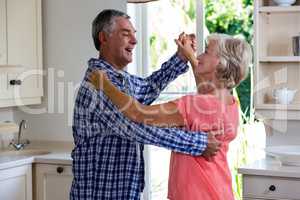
[0,0,7,65]
[243,175,300,200]
[254,0,300,120]
[0,0,43,107]
[0,164,32,200]
[34,164,73,200]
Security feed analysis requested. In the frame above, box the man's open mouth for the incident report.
[125,48,133,53]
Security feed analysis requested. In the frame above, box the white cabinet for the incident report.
[254,0,300,120]
[0,0,43,108]
[0,164,32,200]
[242,174,300,200]
[34,164,73,200]
[0,0,7,65]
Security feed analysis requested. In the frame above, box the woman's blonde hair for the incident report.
[207,33,252,89]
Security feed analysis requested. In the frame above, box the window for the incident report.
[127,1,202,199]
[127,1,264,200]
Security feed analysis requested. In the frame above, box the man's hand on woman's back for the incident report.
[202,132,221,158]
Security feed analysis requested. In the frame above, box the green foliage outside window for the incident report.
[204,0,254,118]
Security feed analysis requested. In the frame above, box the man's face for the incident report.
[104,17,137,69]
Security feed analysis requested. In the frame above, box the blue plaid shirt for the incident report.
[70,55,208,200]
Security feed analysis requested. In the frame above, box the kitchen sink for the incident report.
[0,149,51,156]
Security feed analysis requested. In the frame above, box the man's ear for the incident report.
[99,32,108,45]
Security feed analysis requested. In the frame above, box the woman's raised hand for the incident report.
[187,33,197,52]
[175,33,196,61]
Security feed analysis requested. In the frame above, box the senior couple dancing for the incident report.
[71,9,252,200]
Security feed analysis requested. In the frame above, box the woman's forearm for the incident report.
[188,54,198,72]
[101,77,143,122]
[186,54,202,89]
[100,75,184,127]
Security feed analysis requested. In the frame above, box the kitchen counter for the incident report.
[238,157,300,178]
[0,141,73,170]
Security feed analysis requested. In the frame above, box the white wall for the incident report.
[13,0,126,141]
[0,108,13,122]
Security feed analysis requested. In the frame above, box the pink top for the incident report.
[168,94,239,200]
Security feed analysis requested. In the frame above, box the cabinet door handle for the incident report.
[56,166,64,174]
[269,185,276,191]
[9,79,22,85]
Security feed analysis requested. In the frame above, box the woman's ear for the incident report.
[214,57,221,69]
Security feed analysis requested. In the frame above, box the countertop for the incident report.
[3,143,300,179]
[238,157,300,178]
[0,141,73,170]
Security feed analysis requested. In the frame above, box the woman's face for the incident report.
[196,40,220,75]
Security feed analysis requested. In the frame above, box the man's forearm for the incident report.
[134,54,189,105]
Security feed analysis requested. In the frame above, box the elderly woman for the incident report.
[89,33,252,200]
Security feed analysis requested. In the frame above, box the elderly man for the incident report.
[70,9,220,200]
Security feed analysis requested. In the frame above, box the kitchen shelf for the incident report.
[256,103,300,110]
[254,0,300,120]
[259,56,300,62]
[259,6,300,13]
[255,108,300,120]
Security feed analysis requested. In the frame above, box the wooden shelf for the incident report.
[0,65,23,68]
[255,104,300,120]
[259,6,300,13]
[256,103,300,110]
[254,1,300,121]
[259,56,300,62]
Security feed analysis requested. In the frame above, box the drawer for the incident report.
[243,175,300,199]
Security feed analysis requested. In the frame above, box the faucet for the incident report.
[10,120,30,151]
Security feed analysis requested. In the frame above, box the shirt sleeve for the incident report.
[76,81,208,156]
[129,54,189,105]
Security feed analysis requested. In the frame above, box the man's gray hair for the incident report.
[92,9,130,51]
